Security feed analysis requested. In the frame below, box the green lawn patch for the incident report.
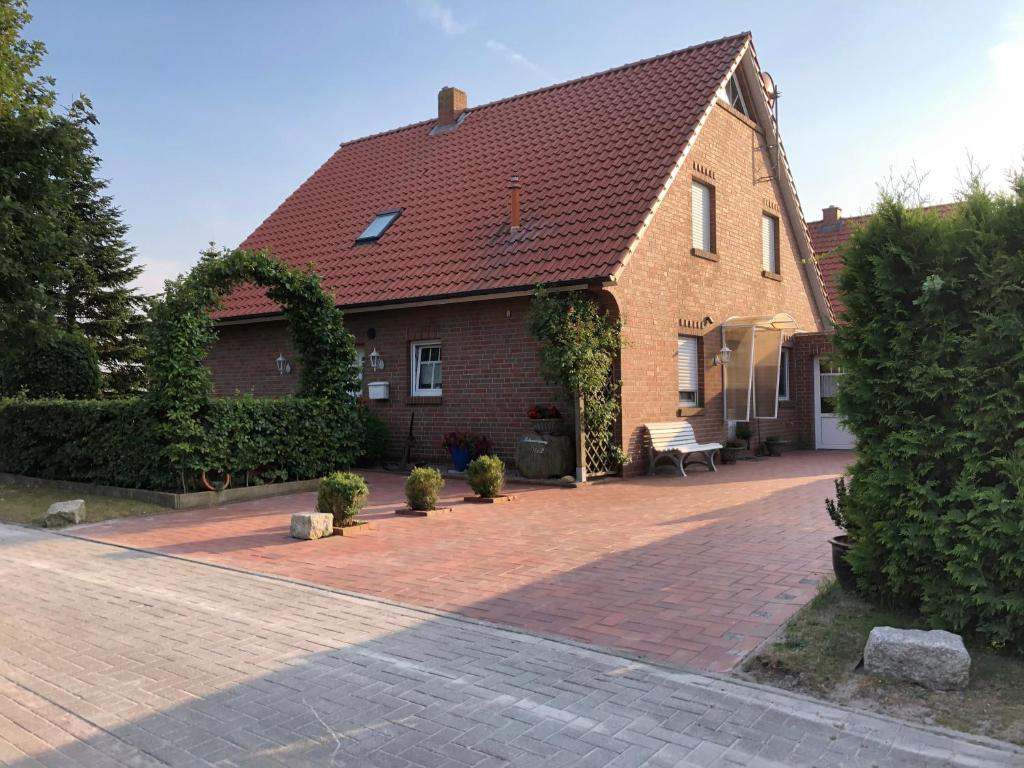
[744,581,1024,746]
[0,483,167,527]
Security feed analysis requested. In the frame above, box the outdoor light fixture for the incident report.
[713,344,732,367]
[275,353,291,375]
[368,347,384,372]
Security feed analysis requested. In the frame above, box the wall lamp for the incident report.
[713,344,732,367]
[368,347,385,372]
[275,353,292,375]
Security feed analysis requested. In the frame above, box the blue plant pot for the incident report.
[451,446,471,472]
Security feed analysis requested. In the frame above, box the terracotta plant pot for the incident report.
[830,535,857,592]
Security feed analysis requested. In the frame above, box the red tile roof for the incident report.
[807,203,958,317]
[216,33,751,319]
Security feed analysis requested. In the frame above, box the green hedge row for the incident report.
[0,396,366,492]
[835,186,1024,648]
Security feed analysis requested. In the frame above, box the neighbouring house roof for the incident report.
[807,203,958,317]
[215,33,756,319]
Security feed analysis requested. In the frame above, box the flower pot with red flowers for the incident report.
[527,404,564,434]
[441,431,492,471]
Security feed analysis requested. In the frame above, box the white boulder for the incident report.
[45,499,86,527]
[863,626,970,690]
[290,512,333,540]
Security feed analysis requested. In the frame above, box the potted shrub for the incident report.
[441,432,491,471]
[719,439,745,464]
[317,471,370,534]
[464,455,514,502]
[527,404,563,434]
[405,467,445,511]
[826,477,856,591]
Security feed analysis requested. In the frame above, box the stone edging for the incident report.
[0,472,319,510]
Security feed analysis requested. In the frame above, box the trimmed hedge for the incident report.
[0,396,364,492]
[0,398,172,489]
[835,183,1024,648]
[0,331,100,399]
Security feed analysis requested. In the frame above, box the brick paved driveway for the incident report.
[78,452,848,672]
[2,525,1020,767]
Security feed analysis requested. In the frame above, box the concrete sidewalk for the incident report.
[0,524,1019,767]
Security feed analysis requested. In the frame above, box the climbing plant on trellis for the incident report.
[528,286,623,477]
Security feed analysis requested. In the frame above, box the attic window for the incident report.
[725,75,749,117]
[356,209,401,243]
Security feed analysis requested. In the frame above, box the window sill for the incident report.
[408,395,443,405]
[677,406,705,417]
[761,270,782,282]
[691,248,719,262]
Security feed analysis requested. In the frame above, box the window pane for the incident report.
[723,326,755,421]
[677,336,699,405]
[762,215,778,273]
[778,348,789,399]
[752,328,781,419]
[691,182,712,251]
[357,210,400,241]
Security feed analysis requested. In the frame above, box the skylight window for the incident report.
[356,209,401,243]
[725,75,749,117]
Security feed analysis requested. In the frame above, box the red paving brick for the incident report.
[76,451,850,672]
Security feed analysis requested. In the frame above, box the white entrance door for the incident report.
[814,357,855,449]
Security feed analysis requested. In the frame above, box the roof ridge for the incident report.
[338,31,751,150]
[806,201,958,226]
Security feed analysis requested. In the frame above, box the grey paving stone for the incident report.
[0,524,1020,768]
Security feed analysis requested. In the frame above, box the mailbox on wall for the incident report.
[367,381,390,401]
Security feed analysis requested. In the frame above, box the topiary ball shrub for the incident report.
[317,471,368,527]
[466,455,505,498]
[405,467,444,511]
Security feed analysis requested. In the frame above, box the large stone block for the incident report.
[45,499,86,527]
[290,512,333,540]
[863,626,970,690]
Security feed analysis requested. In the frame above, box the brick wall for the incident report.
[612,102,827,474]
[205,296,566,467]
[791,331,836,449]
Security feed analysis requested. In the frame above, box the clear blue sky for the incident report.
[27,0,1024,293]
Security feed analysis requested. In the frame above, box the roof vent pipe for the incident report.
[509,175,522,232]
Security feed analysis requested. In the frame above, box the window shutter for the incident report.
[762,215,778,272]
[691,182,711,251]
[677,336,699,394]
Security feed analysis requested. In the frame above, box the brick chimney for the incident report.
[437,86,467,126]
[509,175,522,232]
[822,205,842,226]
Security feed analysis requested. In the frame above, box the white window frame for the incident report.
[762,214,779,274]
[410,340,442,397]
[691,180,713,252]
[778,347,790,402]
[677,336,700,407]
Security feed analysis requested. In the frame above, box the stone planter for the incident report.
[516,434,572,479]
[529,418,564,435]
[765,439,789,457]
[332,521,374,536]
[830,535,857,592]
[462,495,517,504]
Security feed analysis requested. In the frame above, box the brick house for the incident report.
[208,32,837,475]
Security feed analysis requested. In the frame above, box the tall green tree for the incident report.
[0,0,147,395]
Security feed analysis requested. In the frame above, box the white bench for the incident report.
[645,421,722,476]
